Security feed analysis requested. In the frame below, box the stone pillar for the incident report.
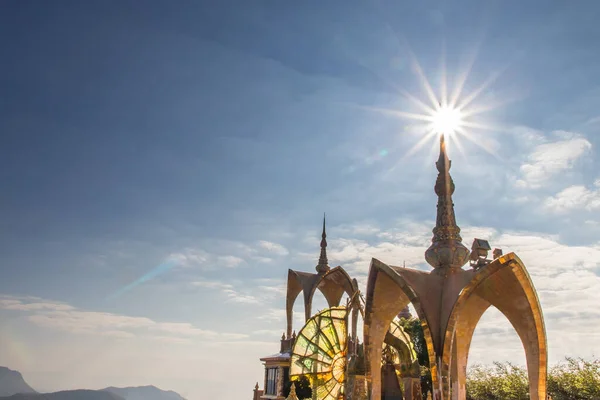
[277,366,284,398]
[450,337,466,400]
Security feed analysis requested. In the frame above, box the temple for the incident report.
[255,215,360,399]
[364,135,548,400]
[253,134,548,400]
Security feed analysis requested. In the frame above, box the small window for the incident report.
[266,367,278,395]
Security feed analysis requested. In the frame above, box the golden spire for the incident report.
[425,134,469,271]
[286,382,299,400]
[316,213,330,274]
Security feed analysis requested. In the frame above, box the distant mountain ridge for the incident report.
[0,367,186,400]
[103,386,186,400]
[0,390,124,400]
[0,367,36,397]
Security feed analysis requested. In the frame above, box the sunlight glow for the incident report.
[348,37,519,176]
[431,106,463,135]
[361,50,513,170]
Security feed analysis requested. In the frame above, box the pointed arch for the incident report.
[310,266,356,307]
[364,258,436,400]
[443,253,548,400]
[286,269,304,338]
[285,266,357,338]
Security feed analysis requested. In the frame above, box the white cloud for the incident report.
[544,180,600,213]
[0,295,247,342]
[166,248,245,270]
[167,249,210,267]
[217,255,245,268]
[0,298,74,311]
[515,131,591,189]
[257,240,289,256]
[191,279,260,304]
[191,280,234,290]
[257,308,286,322]
[191,277,285,305]
[335,223,381,236]
[226,292,260,304]
[252,329,283,337]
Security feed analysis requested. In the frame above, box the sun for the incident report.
[354,42,509,165]
[431,105,463,136]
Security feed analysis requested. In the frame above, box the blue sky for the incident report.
[2,0,600,399]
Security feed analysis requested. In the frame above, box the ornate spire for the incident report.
[316,213,330,274]
[286,382,299,400]
[425,134,469,271]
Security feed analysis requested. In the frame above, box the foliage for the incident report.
[283,375,312,400]
[466,362,529,400]
[399,317,432,399]
[547,357,600,400]
[466,358,600,400]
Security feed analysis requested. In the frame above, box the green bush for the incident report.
[399,317,433,397]
[466,357,600,400]
[548,357,600,400]
[466,362,529,400]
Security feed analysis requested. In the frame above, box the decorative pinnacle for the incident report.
[286,382,299,400]
[316,213,330,274]
[425,134,470,270]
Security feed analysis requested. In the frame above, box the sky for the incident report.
[1,0,600,399]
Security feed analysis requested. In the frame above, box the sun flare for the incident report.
[431,106,463,136]
[356,45,510,167]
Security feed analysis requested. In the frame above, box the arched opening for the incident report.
[381,311,422,400]
[310,289,329,317]
[466,306,528,399]
[443,254,548,400]
[364,261,436,400]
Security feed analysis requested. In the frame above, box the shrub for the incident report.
[548,357,600,400]
[466,357,600,400]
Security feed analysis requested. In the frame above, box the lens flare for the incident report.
[107,259,178,300]
[431,106,463,136]
[350,36,517,172]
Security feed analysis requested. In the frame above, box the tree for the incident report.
[465,358,600,400]
[466,362,528,400]
[399,317,432,399]
[548,357,600,400]
[283,375,312,400]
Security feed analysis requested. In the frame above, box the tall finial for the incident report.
[316,213,330,274]
[286,382,299,400]
[424,134,469,271]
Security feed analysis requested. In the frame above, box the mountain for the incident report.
[0,367,37,397]
[0,390,124,400]
[103,386,186,400]
[0,368,184,400]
